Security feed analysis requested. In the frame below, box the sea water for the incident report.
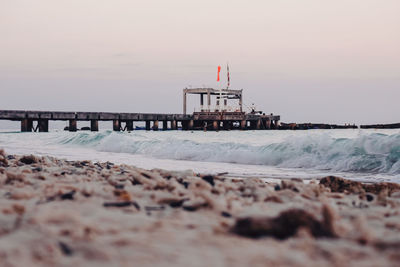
[1,129,400,183]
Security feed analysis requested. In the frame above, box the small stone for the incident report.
[0,155,8,167]
[58,241,74,256]
[60,190,75,200]
[202,175,215,186]
[169,199,186,208]
[366,193,374,202]
[221,211,232,218]
[19,155,38,165]
[231,207,337,239]
[114,184,125,189]
[32,167,42,172]
[103,201,134,208]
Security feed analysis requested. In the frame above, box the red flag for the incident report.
[217,66,221,82]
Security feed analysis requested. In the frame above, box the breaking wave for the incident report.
[56,130,400,174]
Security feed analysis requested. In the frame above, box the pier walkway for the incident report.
[0,110,280,132]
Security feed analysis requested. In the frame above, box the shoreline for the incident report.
[1,128,399,185]
[1,150,400,266]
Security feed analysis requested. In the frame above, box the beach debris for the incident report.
[320,176,400,196]
[113,189,132,201]
[60,190,76,200]
[19,155,38,165]
[32,166,42,172]
[106,162,114,169]
[231,205,337,239]
[4,172,25,184]
[221,211,232,218]
[201,175,215,186]
[366,193,375,202]
[182,199,208,212]
[281,180,300,192]
[157,197,189,208]
[44,190,76,203]
[0,152,8,167]
[58,241,74,256]
[103,201,139,209]
[114,184,125,189]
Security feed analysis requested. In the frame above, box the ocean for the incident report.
[1,128,400,183]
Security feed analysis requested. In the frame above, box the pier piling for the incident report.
[188,120,194,130]
[69,120,77,132]
[113,120,120,131]
[153,120,159,131]
[21,119,33,132]
[90,120,99,132]
[213,121,219,131]
[38,120,49,132]
[126,121,134,131]
[240,120,246,130]
[171,120,177,130]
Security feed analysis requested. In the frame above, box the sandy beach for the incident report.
[1,148,400,267]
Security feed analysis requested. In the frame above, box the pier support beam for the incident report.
[181,121,188,130]
[38,119,49,132]
[223,121,231,130]
[266,120,271,129]
[153,120,159,131]
[171,120,177,130]
[213,121,219,131]
[240,120,246,130]
[145,121,151,131]
[126,121,134,131]
[188,120,194,130]
[256,119,261,130]
[90,120,99,131]
[69,119,77,132]
[249,121,257,130]
[113,120,120,131]
[21,119,33,132]
[163,121,168,131]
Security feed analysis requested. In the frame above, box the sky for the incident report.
[0,0,399,124]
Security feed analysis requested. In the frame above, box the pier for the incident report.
[0,110,280,132]
[0,88,282,132]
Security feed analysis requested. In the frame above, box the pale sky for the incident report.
[0,0,399,124]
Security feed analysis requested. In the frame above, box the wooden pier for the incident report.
[0,110,281,132]
[0,88,283,132]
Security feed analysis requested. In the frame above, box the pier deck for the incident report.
[0,110,280,132]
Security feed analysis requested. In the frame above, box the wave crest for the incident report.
[58,131,400,174]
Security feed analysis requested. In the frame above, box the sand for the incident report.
[1,149,400,267]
